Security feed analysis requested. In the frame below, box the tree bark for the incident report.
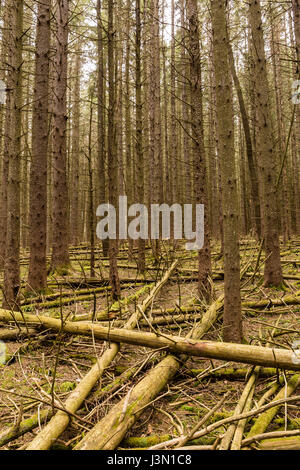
[2,0,23,309]
[248,0,283,287]
[211,0,243,342]
[186,0,212,302]
[27,0,51,292]
[107,0,121,299]
[51,0,70,272]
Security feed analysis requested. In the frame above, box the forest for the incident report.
[0,0,299,453]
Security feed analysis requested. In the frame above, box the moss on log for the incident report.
[0,409,52,447]
[2,310,300,371]
[25,261,178,450]
[246,374,300,438]
[73,295,224,450]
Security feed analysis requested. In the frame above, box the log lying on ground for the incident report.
[46,278,153,288]
[0,328,37,341]
[246,374,300,438]
[100,312,203,328]
[179,268,300,281]
[243,295,300,309]
[24,261,178,450]
[21,283,150,312]
[69,284,154,322]
[20,286,111,306]
[2,311,300,372]
[148,395,300,450]
[219,367,259,450]
[74,295,225,450]
[242,430,300,449]
[0,409,52,448]
[96,283,154,320]
[121,434,217,449]
[255,436,300,450]
[88,365,138,402]
[150,293,300,317]
[185,367,289,381]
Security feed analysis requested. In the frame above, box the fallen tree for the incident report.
[148,395,300,450]
[185,367,288,381]
[0,328,37,341]
[73,295,225,450]
[149,293,300,317]
[246,374,300,438]
[2,311,300,372]
[0,409,52,448]
[23,260,178,450]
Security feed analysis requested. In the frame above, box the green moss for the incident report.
[59,381,76,393]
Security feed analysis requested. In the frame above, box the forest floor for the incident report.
[0,238,300,450]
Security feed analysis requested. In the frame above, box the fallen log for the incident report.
[100,312,203,328]
[243,295,300,309]
[121,434,217,449]
[149,293,300,317]
[148,395,300,450]
[185,367,288,381]
[2,311,300,372]
[219,367,259,450]
[0,409,52,448]
[96,283,154,320]
[256,436,300,450]
[246,374,300,438]
[25,261,178,450]
[0,328,37,341]
[242,430,300,449]
[73,295,225,450]
[46,278,152,288]
[20,286,111,306]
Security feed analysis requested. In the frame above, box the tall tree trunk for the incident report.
[149,0,162,262]
[97,0,109,257]
[186,0,212,301]
[211,0,243,343]
[0,0,9,270]
[227,39,261,240]
[170,0,177,206]
[87,93,95,278]
[291,0,300,233]
[70,42,81,246]
[2,0,23,309]
[51,0,70,273]
[108,0,121,299]
[27,0,51,292]
[248,0,283,287]
[136,0,145,272]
